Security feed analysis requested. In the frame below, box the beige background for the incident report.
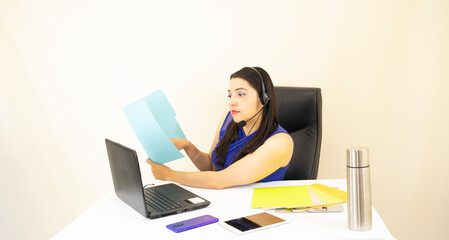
[1,0,448,239]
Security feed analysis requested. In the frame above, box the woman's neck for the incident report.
[242,113,263,136]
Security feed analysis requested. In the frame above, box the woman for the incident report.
[147,67,294,189]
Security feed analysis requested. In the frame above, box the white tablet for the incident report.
[220,212,289,235]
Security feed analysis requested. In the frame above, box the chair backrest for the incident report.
[275,87,322,180]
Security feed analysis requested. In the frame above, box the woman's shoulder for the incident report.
[275,125,288,134]
[260,128,294,166]
[264,125,294,149]
[268,125,291,139]
[267,130,293,144]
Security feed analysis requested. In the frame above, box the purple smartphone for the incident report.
[166,214,219,233]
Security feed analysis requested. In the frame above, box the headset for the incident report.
[250,67,270,106]
[236,67,270,128]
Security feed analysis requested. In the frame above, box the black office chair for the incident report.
[275,87,322,180]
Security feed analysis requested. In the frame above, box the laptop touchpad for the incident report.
[185,197,206,204]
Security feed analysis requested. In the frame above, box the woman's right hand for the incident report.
[170,139,189,150]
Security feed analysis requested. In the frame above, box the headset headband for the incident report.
[250,67,270,105]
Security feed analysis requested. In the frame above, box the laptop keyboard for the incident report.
[144,187,186,212]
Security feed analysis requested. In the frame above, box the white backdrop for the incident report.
[1,1,448,239]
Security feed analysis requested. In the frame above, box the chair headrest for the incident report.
[275,87,321,133]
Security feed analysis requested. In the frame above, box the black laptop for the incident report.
[105,138,210,219]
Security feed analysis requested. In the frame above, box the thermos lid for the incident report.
[346,147,369,167]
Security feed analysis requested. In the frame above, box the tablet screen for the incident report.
[223,212,286,233]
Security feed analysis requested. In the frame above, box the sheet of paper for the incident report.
[310,184,347,201]
[123,89,186,164]
[308,186,326,206]
[324,203,344,212]
[144,89,186,139]
[309,183,347,205]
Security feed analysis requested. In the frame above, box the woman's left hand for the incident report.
[146,158,173,181]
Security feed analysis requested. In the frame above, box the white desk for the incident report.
[52,179,395,239]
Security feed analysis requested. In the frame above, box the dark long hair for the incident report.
[214,67,279,167]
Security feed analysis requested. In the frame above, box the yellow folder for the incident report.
[251,183,347,209]
[251,185,312,209]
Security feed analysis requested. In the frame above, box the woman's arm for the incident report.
[171,139,212,171]
[148,132,293,189]
[171,113,226,171]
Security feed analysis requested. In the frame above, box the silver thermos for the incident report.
[347,147,372,231]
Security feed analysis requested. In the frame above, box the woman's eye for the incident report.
[238,91,247,97]
[227,93,232,98]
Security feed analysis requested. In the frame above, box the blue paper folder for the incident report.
[123,89,186,164]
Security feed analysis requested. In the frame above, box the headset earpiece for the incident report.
[262,92,270,106]
[250,67,270,106]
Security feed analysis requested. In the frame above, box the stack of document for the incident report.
[251,183,347,212]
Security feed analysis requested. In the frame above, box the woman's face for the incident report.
[228,77,262,123]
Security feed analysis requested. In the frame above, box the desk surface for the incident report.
[52,179,395,240]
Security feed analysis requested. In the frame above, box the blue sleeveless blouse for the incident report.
[211,112,292,182]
